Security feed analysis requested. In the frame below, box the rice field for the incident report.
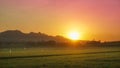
[0,47,120,68]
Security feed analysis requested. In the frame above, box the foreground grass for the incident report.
[0,47,120,68]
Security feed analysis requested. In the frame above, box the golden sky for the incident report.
[0,0,120,41]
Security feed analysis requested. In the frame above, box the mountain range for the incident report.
[0,30,69,43]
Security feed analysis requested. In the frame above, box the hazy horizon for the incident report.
[0,0,120,41]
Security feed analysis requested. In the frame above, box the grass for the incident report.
[0,47,120,68]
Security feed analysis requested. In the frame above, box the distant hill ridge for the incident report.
[0,30,69,42]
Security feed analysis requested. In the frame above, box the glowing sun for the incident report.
[68,31,81,40]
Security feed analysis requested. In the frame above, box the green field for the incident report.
[0,47,120,68]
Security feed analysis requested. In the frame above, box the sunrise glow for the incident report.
[0,0,120,41]
[67,31,81,40]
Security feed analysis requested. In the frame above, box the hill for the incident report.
[0,30,69,43]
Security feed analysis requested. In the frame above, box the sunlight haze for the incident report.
[0,0,120,41]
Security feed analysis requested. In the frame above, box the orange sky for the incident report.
[0,0,120,41]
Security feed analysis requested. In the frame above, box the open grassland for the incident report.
[0,47,120,68]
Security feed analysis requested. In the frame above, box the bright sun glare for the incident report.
[68,31,81,40]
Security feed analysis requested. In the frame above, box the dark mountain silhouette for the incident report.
[0,30,69,43]
[0,30,120,48]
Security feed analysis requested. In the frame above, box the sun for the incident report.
[68,31,81,40]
